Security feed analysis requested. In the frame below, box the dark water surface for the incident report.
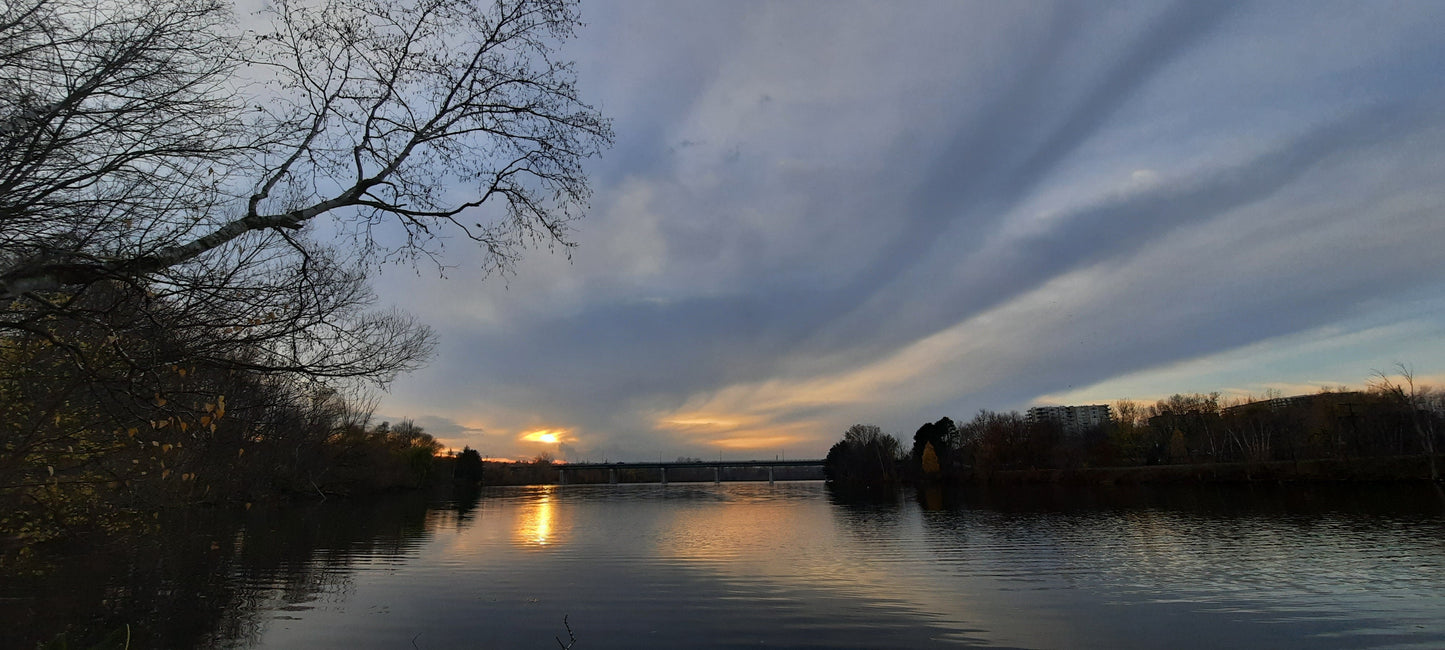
[8,482,1445,649]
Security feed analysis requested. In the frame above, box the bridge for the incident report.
[556,459,824,485]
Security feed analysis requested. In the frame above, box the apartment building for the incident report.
[1026,404,1112,435]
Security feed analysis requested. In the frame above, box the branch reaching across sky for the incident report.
[0,0,611,383]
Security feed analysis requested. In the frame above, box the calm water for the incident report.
[8,482,1445,649]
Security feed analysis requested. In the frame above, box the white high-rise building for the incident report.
[1026,404,1112,435]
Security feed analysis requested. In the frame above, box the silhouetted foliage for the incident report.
[455,447,485,484]
[910,417,957,474]
[481,459,562,485]
[824,424,904,485]
[0,291,444,560]
[1,0,609,556]
[944,370,1443,480]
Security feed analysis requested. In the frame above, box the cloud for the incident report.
[372,0,1445,459]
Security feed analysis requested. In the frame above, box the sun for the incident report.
[521,428,568,444]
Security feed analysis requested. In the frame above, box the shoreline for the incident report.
[959,454,1444,485]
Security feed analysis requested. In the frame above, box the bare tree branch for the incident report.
[0,0,609,384]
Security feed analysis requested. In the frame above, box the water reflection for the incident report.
[1,494,441,649]
[7,483,1445,649]
[515,486,558,547]
[901,484,1445,648]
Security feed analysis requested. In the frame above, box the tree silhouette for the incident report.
[455,447,484,484]
[1,0,611,382]
[911,417,957,475]
[824,424,903,484]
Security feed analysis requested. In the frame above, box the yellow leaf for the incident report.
[177,368,187,378]
[47,465,53,476]
[200,415,211,427]
[162,444,172,453]
[127,428,138,437]
[179,421,188,433]
[237,448,245,457]
[162,469,171,479]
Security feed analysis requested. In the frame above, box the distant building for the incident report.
[1221,391,1365,416]
[1026,404,1112,435]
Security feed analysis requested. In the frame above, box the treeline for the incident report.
[1,281,446,560]
[1,0,608,574]
[825,370,1444,485]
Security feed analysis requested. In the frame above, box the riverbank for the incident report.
[968,454,1444,485]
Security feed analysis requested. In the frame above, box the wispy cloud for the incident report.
[374,0,1445,459]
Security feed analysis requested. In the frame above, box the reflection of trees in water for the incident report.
[905,483,1445,590]
[450,483,484,529]
[824,483,911,548]
[826,482,1445,578]
[914,483,1445,518]
[2,494,452,649]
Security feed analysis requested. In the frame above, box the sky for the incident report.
[367,0,1445,461]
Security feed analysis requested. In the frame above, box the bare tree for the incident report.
[1370,362,1438,481]
[0,0,611,380]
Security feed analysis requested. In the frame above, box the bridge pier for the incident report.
[559,468,567,485]
[660,466,667,485]
[609,467,618,484]
[768,466,774,485]
[713,466,721,484]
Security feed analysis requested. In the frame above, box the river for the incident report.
[7,481,1445,648]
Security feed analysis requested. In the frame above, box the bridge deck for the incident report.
[559,459,823,471]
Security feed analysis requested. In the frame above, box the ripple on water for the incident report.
[13,482,1444,649]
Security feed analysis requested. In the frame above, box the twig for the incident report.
[555,615,577,649]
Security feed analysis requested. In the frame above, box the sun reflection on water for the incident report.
[515,487,557,547]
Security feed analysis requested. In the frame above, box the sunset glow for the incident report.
[520,428,568,445]
[373,1,1445,464]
